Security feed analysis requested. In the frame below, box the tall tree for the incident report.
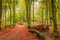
[25,0,37,28]
[25,0,32,28]
[13,0,16,26]
[13,0,18,25]
[51,0,58,33]
[0,0,2,30]
[33,0,34,25]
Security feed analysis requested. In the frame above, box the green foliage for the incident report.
[1,0,60,29]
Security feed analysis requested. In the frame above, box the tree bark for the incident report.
[29,29,54,40]
[51,0,58,33]
[25,0,29,27]
[28,3,31,28]
[0,0,2,30]
[25,0,31,28]
[13,1,16,26]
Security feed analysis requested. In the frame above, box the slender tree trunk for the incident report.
[25,0,29,27]
[25,0,31,28]
[13,1,16,26]
[5,6,6,28]
[9,6,11,26]
[0,0,2,30]
[28,3,31,28]
[33,0,34,25]
[41,8,43,24]
[9,5,12,27]
[51,0,58,33]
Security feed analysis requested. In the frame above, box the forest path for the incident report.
[0,25,39,40]
[0,24,60,40]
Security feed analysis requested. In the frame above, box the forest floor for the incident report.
[0,24,60,40]
[0,24,39,40]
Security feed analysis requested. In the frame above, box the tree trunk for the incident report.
[51,0,58,33]
[33,0,34,25]
[5,6,6,28]
[29,29,54,40]
[9,6,11,26]
[28,3,31,28]
[0,0,2,30]
[25,0,31,28]
[25,0,29,27]
[13,1,16,26]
